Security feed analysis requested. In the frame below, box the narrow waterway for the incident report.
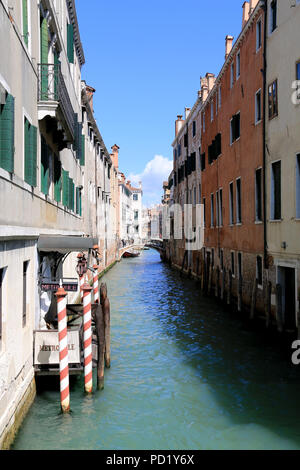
[12,249,300,450]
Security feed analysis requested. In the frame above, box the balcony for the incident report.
[38,64,75,145]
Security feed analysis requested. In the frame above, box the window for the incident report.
[178,143,181,157]
[256,18,262,51]
[41,136,50,196]
[219,188,223,226]
[296,154,300,218]
[268,80,278,119]
[230,62,234,88]
[0,268,3,349]
[255,168,263,222]
[0,92,15,173]
[134,210,139,220]
[216,191,220,227]
[296,62,300,102]
[220,250,224,271]
[236,51,241,80]
[255,89,262,124]
[270,0,277,33]
[229,182,234,225]
[67,23,74,63]
[133,194,138,201]
[22,0,29,47]
[200,153,206,171]
[211,194,214,227]
[236,178,242,224]
[256,256,263,286]
[230,113,240,144]
[192,121,196,137]
[24,117,37,187]
[271,160,281,220]
[203,198,206,227]
[238,253,242,279]
[54,155,62,203]
[23,261,29,328]
[231,252,235,276]
[184,133,188,148]
[76,187,82,216]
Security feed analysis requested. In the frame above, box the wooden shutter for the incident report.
[54,156,62,203]
[62,170,69,207]
[67,23,74,64]
[41,137,49,195]
[31,125,37,187]
[0,93,14,173]
[40,17,49,100]
[24,118,31,184]
[22,0,29,47]
[80,134,85,166]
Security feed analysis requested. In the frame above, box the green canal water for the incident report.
[12,249,300,450]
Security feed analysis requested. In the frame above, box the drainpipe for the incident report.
[262,0,268,269]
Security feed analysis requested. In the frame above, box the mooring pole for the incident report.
[82,281,93,394]
[93,265,99,304]
[56,283,70,414]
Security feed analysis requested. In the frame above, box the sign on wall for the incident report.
[34,330,81,365]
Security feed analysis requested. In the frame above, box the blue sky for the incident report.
[76,0,244,206]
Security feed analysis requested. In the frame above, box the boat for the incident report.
[123,250,140,258]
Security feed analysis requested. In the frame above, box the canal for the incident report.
[12,249,300,450]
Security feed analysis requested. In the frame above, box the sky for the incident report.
[76,0,244,206]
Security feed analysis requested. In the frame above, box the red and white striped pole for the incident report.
[56,283,70,413]
[82,281,93,394]
[93,265,99,304]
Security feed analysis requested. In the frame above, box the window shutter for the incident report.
[40,17,49,100]
[54,155,62,203]
[31,125,37,187]
[22,0,29,47]
[62,170,69,207]
[0,93,14,173]
[67,23,74,64]
[81,134,85,166]
[41,137,49,195]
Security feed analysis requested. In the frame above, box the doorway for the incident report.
[278,266,296,331]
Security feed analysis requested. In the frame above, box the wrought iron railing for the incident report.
[38,64,75,140]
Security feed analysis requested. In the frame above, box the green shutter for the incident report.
[67,23,74,64]
[41,137,49,195]
[22,0,29,47]
[79,190,82,216]
[24,118,31,184]
[80,134,85,166]
[68,178,74,211]
[76,187,79,214]
[0,94,14,173]
[31,125,37,187]
[73,114,78,151]
[62,170,69,207]
[40,17,49,100]
[54,156,62,203]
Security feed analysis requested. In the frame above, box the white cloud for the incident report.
[128,155,173,207]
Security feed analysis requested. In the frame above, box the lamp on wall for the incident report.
[76,253,88,277]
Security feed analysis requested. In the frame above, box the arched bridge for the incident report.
[145,238,165,255]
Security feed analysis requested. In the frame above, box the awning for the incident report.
[38,236,97,254]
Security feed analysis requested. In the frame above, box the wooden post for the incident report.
[215,267,220,298]
[208,265,212,294]
[238,275,243,312]
[56,284,70,413]
[265,281,272,329]
[221,269,225,301]
[93,304,105,390]
[250,278,258,320]
[100,283,111,369]
[227,270,232,306]
[276,283,283,333]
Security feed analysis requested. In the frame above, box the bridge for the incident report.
[145,238,165,255]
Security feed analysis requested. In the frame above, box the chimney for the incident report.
[249,0,259,14]
[85,84,96,113]
[197,90,202,99]
[242,2,250,28]
[175,115,184,137]
[206,73,216,92]
[111,144,119,170]
[225,35,234,60]
[201,77,209,102]
[185,107,191,120]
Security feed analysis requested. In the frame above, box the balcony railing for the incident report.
[38,64,75,141]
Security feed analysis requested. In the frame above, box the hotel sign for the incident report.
[34,330,81,365]
[40,281,78,292]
